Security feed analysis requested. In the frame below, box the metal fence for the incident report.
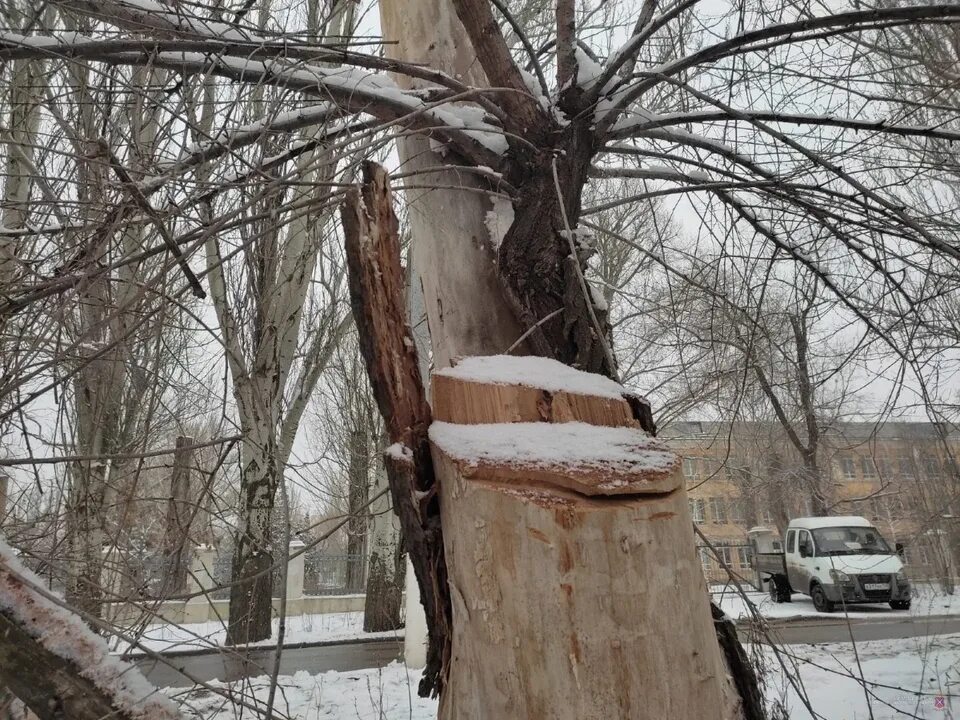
[304,553,367,596]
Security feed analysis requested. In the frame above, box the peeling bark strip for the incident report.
[340,162,451,698]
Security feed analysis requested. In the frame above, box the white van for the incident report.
[751,516,911,612]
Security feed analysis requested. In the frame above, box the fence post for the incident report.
[403,553,428,668]
[286,540,305,601]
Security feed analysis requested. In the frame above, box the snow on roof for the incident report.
[429,421,678,494]
[0,540,179,719]
[437,355,626,400]
[789,516,873,530]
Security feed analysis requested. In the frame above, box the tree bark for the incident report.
[346,427,370,592]
[225,420,279,646]
[341,162,450,696]
[363,466,404,632]
[160,435,194,597]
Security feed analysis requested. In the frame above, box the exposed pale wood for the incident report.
[432,372,638,428]
[378,0,528,369]
[341,161,450,698]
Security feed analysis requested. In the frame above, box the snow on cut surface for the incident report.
[438,354,626,400]
[429,421,676,475]
[0,540,179,719]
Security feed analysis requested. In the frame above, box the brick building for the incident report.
[662,421,960,585]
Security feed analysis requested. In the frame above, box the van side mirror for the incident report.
[896,542,905,560]
[798,542,810,558]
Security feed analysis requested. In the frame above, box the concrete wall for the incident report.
[108,593,368,627]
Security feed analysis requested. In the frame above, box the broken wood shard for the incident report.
[341,162,451,698]
[429,356,742,719]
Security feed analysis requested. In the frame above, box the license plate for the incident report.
[864,583,890,591]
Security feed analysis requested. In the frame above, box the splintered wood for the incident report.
[429,355,741,720]
[341,162,450,698]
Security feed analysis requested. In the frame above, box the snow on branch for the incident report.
[0,540,180,720]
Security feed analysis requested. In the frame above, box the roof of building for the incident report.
[662,419,960,443]
[789,516,873,530]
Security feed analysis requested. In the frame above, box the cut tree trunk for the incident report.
[428,357,741,719]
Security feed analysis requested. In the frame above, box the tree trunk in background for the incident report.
[363,465,404,632]
[346,427,370,592]
[160,436,194,596]
[225,417,279,646]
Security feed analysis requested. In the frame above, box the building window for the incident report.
[698,546,713,572]
[757,507,775,526]
[898,455,915,479]
[715,543,732,567]
[709,497,727,523]
[861,458,877,479]
[736,545,751,568]
[689,498,706,523]
[840,455,857,480]
[683,458,697,478]
[877,458,892,478]
[729,498,746,525]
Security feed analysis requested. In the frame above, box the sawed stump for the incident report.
[427,355,740,719]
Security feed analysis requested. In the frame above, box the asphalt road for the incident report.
[138,614,960,688]
[135,636,404,688]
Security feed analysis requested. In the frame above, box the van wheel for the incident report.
[769,578,791,603]
[811,583,834,613]
[890,600,911,610]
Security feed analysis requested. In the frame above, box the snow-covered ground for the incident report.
[767,634,960,719]
[117,612,401,654]
[714,583,960,622]
[166,635,960,719]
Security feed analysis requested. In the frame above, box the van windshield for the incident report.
[811,526,892,556]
